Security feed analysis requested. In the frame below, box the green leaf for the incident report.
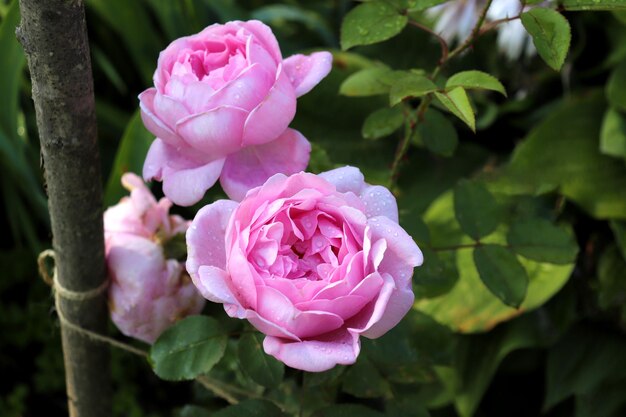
[214,400,287,417]
[292,52,396,185]
[453,180,501,240]
[342,356,391,398]
[434,88,476,131]
[607,60,626,112]
[507,218,578,264]
[341,1,408,50]
[405,0,449,11]
[473,245,529,308]
[86,0,161,84]
[497,92,626,219]
[339,67,402,97]
[600,107,626,159]
[362,107,404,140]
[0,0,24,140]
[252,5,336,46]
[303,365,345,388]
[610,220,626,260]
[561,0,626,11]
[312,404,386,417]
[446,71,507,96]
[144,0,193,40]
[575,380,626,417]
[545,326,626,410]
[237,332,284,388]
[597,244,626,312]
[386,398,430,417]
[416,192,574,333]
[521,8,571,71]
[414,108,459,157]
[178,405,212,417]
[150,316,227,381]
[413,248,458,298]
[104,111,154,207]
[389,73,438,106]
[450,315,546,417]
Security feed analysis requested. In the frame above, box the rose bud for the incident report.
[105,173,205,343]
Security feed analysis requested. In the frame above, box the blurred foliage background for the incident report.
[1,0,626,416]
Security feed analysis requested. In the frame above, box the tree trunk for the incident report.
[16,1,111,416]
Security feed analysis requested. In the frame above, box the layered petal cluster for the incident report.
[105,173,205,343]
[186,167,423,371]
[139,20,332,205]
[427,0,548,60]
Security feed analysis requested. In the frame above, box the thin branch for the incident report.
[408,19,449,64]
[390,0,497,187]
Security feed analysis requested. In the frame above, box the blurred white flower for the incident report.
[427,0,547,60]
[487,0,536,60]
[426,0,483,44]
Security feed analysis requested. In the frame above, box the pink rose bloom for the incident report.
[104,173,205,343]
[139,20,333,206]
[186,167,423,371]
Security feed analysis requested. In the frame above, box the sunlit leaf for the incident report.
[389,73,438,105]
[434,88,475,131]
[446,71,507,96]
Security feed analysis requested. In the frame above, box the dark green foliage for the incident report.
[4,1,626,417]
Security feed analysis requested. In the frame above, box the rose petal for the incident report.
[203,63,274,113]
[347,272,395,335]
[246,36,278,75]
[187,199,238,272]
[227,243,259,308]
[194,265,241,307]
[244,309,301,341]
[220,128,311,201]
[107,234,164,300]
[240,20,283,63]
[143,139,225,206]
[368,215,423,288]
[318,166,365,194]
[242,65,297,146]
[153,92,191,130]
[360,287,414,339]
[255,285,344,338]
[176,105,248,158]
[359,185,399,223]
[139,89,183,146]
[283,51,333,97]
[263,328,360,372]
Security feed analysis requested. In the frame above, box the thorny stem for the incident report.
[389,0,496,188]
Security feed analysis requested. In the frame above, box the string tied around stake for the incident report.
[37,249,148,358]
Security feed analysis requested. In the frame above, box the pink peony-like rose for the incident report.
[186,167,423,371]
[139,20,332,206]
[104,173,205,343]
